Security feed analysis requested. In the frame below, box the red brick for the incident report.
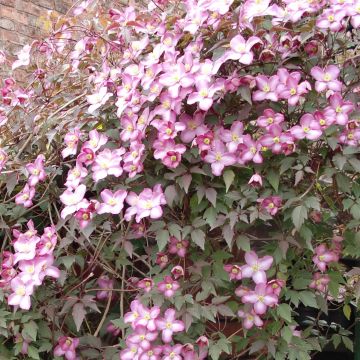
[0,18,15,31]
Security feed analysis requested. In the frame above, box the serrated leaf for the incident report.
[22,321,38,342]
[72,302,86,331]
[156,229,169,251]
[205,188,217,207]
[191,229,206,249]
[277,303,292,323]
[292,205,307,230]
[222,224,234,249]
[223,170,235,193]
[343,304,351,320]
[267,169,280,192]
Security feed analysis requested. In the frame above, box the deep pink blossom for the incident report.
[158,275,180,298]
[168,237,189,257]
[15,184,35,208]
[155,308,185,343]
[309,273,330,292]
[204,140,236,176]
[238,308,264,329]
[257,109,284,129]
[313,244,337,272]
[259,196,282,216]
[253,75,280,102]
[310,65,342,93]
[224,264,242,281]
[54,337,79,360]
[137,278,154,293]
[290,113,322,140]
[242,283,278,315]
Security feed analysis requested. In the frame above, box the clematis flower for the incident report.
[86,86,112,114]
[153,139,186,169]
[290,113,322,140]
[168,237,189,257]
[65,162,88,189]
[163,344,183,360]
[7,276,34,310]
[137,278,154,293]
[241,251,273,284]
[62,128,82,158]
[266,279,285,296]
[204,140,236,176]
[54,337,79,360]
[179,112,208,143]
[96,276,114,300]
[15,184,35,208]
[127,326,158,350]
[316,8,347,32]
[224,264,242,281]
[83,129,108,152]
[155,308,185,343]
[248,174,263,187]
[277,72,311,106]
[309,272,330,292]
[257,109,284,129]
[92,148,124,182]
[219,121,244,153]
[310,65,342,93]
[124,300,142,327]
[135,304,161,331]
[260,125,293,154]
[139,346,163,360]
[97,189,127,215]
[313,244,337,272]
[171,266,185,279]
[259,196,282,216]
[25,154,46,187]
[59,184,87,219]
[187,79,224,111]
[240,135,263,164]
[156,253,169,269]
[242,283,278,315]
[158,275,180,298]
[253,75,280,102]
[325,93,354,125]
[238,308,264,329]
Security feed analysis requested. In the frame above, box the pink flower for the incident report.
[253,75,280,102]
[242,283,278,315]
[219,121,244,153]
[326,93,354,126]
[158,275,180,298]
[135,304,161,331]
[204,140,236,176]
[260,125,293,154]
[257,109,284,130]
[163,344,183,360]
[125,185,166,223]
[137,278,154,293]
[277,71,311,106]
[309,272,330,292]
[156,253,169,269]
[151,119,186,141]
[240,135,263,164]
[313,244,337,272]
[248,174,263,187]
[54,337,79,360]
[65,162,88,189]
[60,184,87,219]
[290,113,322,140]
[124,300,142,327]
[15,184,35,208]
[156,308,185,343]
[153,139,186,169]
[168,237,189,257]
[259,196,282,216]
[316,8,347,32]
[179,112,208,143]
[310,65,342,93]
[171,266,185,279]
[224,264,242,281]
[97,189,127,215]
[25,154,46,187]
[224,35,261,65]
[77,148,95,166]
[92,148,124,182]
[7,276,34,310]
[96,276,114,300]
[86,86,112,114]
[238,308,264,329]
[241,251,273,284]
[313,110,335,129]
[187,79,224,111]
[266,279,285,296]
[139,346,162,360]
[127,325,158,350]
[83,130,108,152]
[62,128,82,158]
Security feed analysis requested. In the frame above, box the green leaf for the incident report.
[27,345,40,360]
[205,188,217,207]
[222,224,234,249]
[156,229,169,252]
[22,321,38,342]
[292,205,307,230]
[267,169,280,192]
[342,336,353,352]
[236,234,250,251]
[223,170,235,193]
[72,302,86,332]
[277,303,292,323]
[349,158,360,172]
[191,229,206,250]
[298,291,317,308]
[343,304,351,320]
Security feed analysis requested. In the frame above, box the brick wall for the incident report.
[0,0,71,55]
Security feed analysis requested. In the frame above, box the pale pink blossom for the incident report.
[7,276,34,310]
[60,184,87,219]
[92,148,124,182]
[158,275,180,298]
[310,65,342,93]
[242,283,278,315]
[290,114,322,140]
[238,308,264,329]
[86,86,112,114]
[155,308,185,343]
[97,189,127,215]
[204,140,236,176]
[241,251,273,284]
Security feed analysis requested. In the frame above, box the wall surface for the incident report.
[0,0,71,55]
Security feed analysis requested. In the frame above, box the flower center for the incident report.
[328,15,334,22]
[335,106,342,113]
[231,268,239,274]
[199,89,208,98]
[22,194,29,200]
[267,117,273,124]
[268,202,275,209]
[139,335,145,340]
[66,338,72,346]
[250,146,257,154]
[166,283,173,289]
[323,73,331,81]
[165,128,173,135]
[258,295,265,302]
[176,242,183,248]
[170,352,176,359]
[273,136,280,143]
[303,126,310,133]
[232,134,239,141]
[107,198,117,206]
[290,88,296,95]
[82,213,89,220]
[203,138,210,145]
[16,286,26,296]
[145,281,151,287]
[252,263,260,272]
[215,152,222,161]
[263,84,270,92]
[144,313,151,320]
[348,133,354,140]
[32,169,40,175]
[144,200,153,209]
[236,44,246,53]
[166,322,172,329]
[27,265,34,273]
[319,119,326,126]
